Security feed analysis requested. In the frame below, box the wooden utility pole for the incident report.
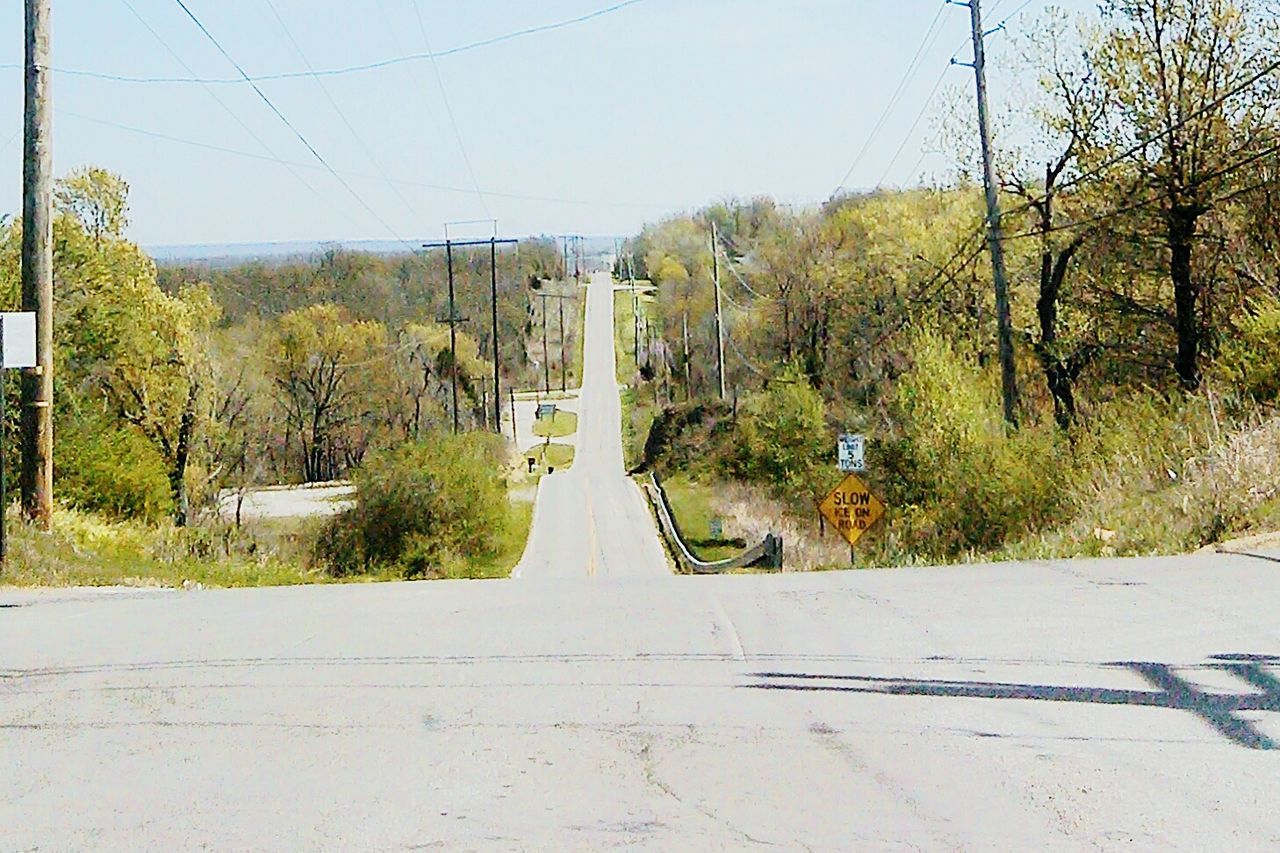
[557,296,567,394]
[489,238,501,433]
[711,223,727,402]
[424,234,516,434]
[682,310,692,400]
[963,0,1018,426]
[540,292,550,394]
[22,0,53,527]
[444,240,460,433]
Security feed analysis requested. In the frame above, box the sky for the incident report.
[0,0,1096,248]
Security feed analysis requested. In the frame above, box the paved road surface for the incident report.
[5,553,1280,848]
[5,273,1280,849]
[513,272,668,579]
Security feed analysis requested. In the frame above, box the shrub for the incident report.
[55,409,173,523]
[879,328,1072,558]
[723,365,831,503]
[1215,296,1280,402]
[316,432,509,577]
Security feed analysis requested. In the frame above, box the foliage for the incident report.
[1215,297,1280,402]
[878,328,1072,558]
[724,366,831,501]
[316,433,510,578]
[55,407,172,523]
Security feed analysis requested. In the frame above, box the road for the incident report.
[5,553,1280,848]
[5,274,1280,848]
[513,272,669,579]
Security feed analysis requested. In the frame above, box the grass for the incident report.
[1,485,538,588]
[0,508,356,589]
[523,442,576,474]
[615,289,639,383]
[659,473,748,563]
[436,499,534,580]
[532,409,578,438]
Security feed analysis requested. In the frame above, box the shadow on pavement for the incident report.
[746,654,1280,750]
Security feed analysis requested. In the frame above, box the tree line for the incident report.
[623,0,1280,561]
[1,168,567,528]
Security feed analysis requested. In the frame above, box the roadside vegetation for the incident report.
[0,170,562,587]
[620,0,1280,569]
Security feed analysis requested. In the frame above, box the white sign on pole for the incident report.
[838,433,866,473]
[1,312,37,369]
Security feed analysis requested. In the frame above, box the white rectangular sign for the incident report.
[838,433,866,473]
[1,312,36,369]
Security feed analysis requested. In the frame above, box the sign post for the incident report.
[1,312,38,565]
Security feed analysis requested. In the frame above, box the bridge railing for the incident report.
[642,472,783,574]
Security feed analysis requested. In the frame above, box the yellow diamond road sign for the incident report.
[819,474,885,547]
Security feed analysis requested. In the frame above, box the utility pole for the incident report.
[22,0,53,528]
[961,0,1018,426]
[711,222,727,402]
[558,296,567,393]
[628,255,639,368]
[540,292,550,394]
[489,238,501,434]
[444,241,460,433]
[682,310,692,400]
[424,233,517,434]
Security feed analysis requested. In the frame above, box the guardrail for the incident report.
[642,472,783,574]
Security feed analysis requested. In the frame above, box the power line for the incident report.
[57,109,672,210]
[411,0,491,220]
[1,0,650,86]
[262,0,426,229]
[170,0,411,246]
[831,3,949,196]
[117,0,332,210]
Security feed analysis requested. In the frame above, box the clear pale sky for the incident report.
[0,1,1094,247]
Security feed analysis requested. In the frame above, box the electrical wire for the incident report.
[1,0,650,86]
[262,0,426,229]
[831,2,949,196]
[411,0,491,220]
[118,0,332,209]
[171,0,412,247]
[58,110,671,210]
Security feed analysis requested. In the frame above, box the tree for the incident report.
[55,169,210,525]
[265,304,388,483]
[1089,0,1279,389]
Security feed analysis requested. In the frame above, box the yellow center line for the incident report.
[584,478,600,578]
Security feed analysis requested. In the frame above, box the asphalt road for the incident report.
[513,272,669,579]
[6,274,1280,848]
[5,553,1280,849]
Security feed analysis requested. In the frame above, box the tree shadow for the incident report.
[746,654,1280,750]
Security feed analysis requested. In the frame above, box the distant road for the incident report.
[513,271,669,578]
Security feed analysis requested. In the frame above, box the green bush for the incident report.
[55,409,173,523]
[879,328,1071,558]
[723,365,831,502]
[1216,296,1280,402]
[317,432,509,577]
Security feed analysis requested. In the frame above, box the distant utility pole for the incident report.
[626,254,639,367]
[540,292,551,394]
[558,296,567,393]
[710,222,727,402]
[22,0,54,528]
[424,232,517,434]
[444,241,461,433]
[959,0,1018,426]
